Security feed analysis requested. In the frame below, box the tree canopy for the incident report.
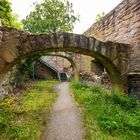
[10,13,22,29]
[16,0,79,85]
[0,0,12,26]
[22,0,79,33]
[0,0,22,29]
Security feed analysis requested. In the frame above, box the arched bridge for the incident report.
[0,26,130,93]
[45,52,79,81]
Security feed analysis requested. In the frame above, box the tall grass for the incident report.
[71,81,140,140]
[0,80,58,140]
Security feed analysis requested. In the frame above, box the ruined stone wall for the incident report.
[0,3,139,96]
[44,54,93,75]
[84,0,140,97]
[0,73,10,99]
[85,0,140,73]
[0,68,15,100]
[80,55,93,74]
[73,54,93,74]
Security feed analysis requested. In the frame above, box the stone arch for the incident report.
[0,27,129,93]
[45,52,79,81]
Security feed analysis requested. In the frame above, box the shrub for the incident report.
[111,93,138,110]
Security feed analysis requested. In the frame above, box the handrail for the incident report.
[38,58,61,81]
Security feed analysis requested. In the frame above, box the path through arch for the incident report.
[45,53,79,81]
[41,82,84,140]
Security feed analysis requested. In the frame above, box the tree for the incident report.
[0,0,12,26]
[22,0,79,33]
[0,0,22,29]
[10,14,23,29]
[15,0,79,87]
[95,12,105,22]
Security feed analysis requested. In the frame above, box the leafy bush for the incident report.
[111,93,138,110]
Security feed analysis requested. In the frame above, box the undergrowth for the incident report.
[71,81,140,140]
[0,80,58,140]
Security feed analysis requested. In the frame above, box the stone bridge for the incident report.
[0,0,139,97]
[0,26,129,93]
[45,52,79,81]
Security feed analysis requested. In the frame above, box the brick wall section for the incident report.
[84,0,140,73]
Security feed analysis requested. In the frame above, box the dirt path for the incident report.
[41,82,84,140]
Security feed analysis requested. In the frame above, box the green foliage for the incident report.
[22,0,79,33]
[10,13,23,29]
[71,81,140,140]
[18,0,79,84]
[0,0,12,26]
[0,80,58,140]
[19,0,79,84]
[13,58,37,88]
[111,93,138,110]
[95,12,105,22]
[0,0,22,29]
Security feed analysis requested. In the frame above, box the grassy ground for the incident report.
[70,81,140,140]
[0,80,58,140]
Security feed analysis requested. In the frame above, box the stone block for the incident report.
[128,73,140,98]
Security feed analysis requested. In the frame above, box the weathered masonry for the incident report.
[85,0,140,97]
[45,52,79,81]
[0,0,140,97]
[0,26,129,93]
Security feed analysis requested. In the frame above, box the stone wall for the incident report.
[74,0,140,77]
[73,54,93,74]
[0,2,138,95]
[44,56,71,72]
[45,54,93,74]
[0,69,15,100]
[0,73,10,99]
[128,73,140,98]
[84,0,140,97]
[85,0,140,73]
[91,59,104,75]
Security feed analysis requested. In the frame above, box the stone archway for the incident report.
[0,26,130,93]
[45,52,79,81]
